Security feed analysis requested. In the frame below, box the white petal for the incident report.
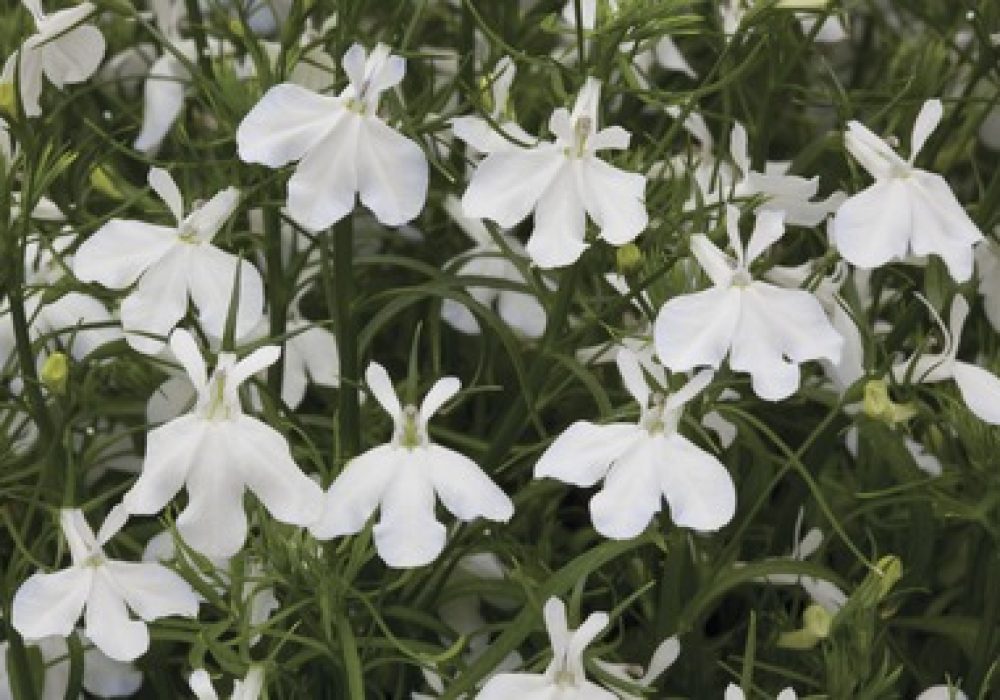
[497,289,547,339]
[231,416,324,526]
[229,344,281,389]
[187,249,265,341]
[120,246,191,354]
[40,25,105,87]
[34,293,119,360]
[188,669,220,700]
[175,430,250,558]
[85,573,148,662]
[908,173,982,282]
[616,347,650,407]
[641,636,681,684]
[283,323,339,407]
[657,433,736,531]
[12,568,91,640]
[565,611,609,680]
[525,167,589,269]
[365,362,402,419]
[286,116,360,231]
[311,444,400,538]
[725,683,746,700]
[72,220,176,289]
[148,167,184,224]
[419,376,461,424]
[475,673,556,700]
[745,210,785,265]
[237,83,340,167]
[147,374,197,424]
[124,415,205,515]
[655,36,697,78]
[105,560,199,620]
[666,369,714,412]
[373,462,446,568]
[844,121,907,180]
[425,444,513,522]
[910,99,943,160]
[730,122,750,177]
[590,439,663,539]
[10,47,43,118]
[134,54,189,153]
[543,595,570,658]
[749,284,843,363]
[579,158,647,246]
[689,234,734,287]
[654,287,742,372]
[357,117,428,226]
[462,148,563,228]
[187,187,240,243]
[954,361,1000,425]
[168,328,208,393]
[729,292,801,401]
[80,638,144,697]
[776,690,798,700]
[534,421,643,486]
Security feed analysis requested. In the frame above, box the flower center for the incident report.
[83,553,105,568]
[731,268,753,288]
[565,116,592,158]
[202,371,234,420]
[399,405,424,448]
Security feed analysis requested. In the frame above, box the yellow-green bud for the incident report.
[616,243,643,274]
[875,554,903,600]
[90,166,122,200]
[863,379,917,425]
[777,603,834,650]
[41,352,69,394]
[0,81,17,119]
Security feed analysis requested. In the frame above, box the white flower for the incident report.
[460,77,647,269]
[536,349,735,537]
[593,636,680,700]
[655,206,843,401]
[189,666,264,700]
[73,168,263,355]
[759,508,847,614]
[725,683,796,700]
[475,596,614,700]
[831,99,983,281]
[1,0,105,118]
[0,631,142,699]
[311,362,513,568]
[440,195,548,339]
[121,329,324,558]
[916,684,968,700]
[12,508,199,662]
[237,42,429,231]
[891,294,1000,425]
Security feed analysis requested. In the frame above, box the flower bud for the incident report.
[616,243,643,274]
[41,352,69,394]
[863,379,917,425]
[777,603,833,650]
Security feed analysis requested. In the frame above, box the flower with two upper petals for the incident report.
[2,0,105,118]
[12,509,199,662]
[120,329,324,558]
[536,349,735,538]
[654,206,844,401]
[831,99,983,281]
[73,168,263,354]
[237,42,429,231]
[475,596,614,700]
[891,294,1000,425]
[310,362,513,568]
[459,77,647,269]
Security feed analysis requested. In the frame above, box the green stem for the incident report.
[263,202,287,396]
[333,216,360,459]
[573,0,587,74]
[335,614,365,700]
[481,264,579,470]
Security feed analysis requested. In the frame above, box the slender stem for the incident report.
[573,0,587,73]
[332,216,360,459]
[335,614,365,700]
[263,202,287,396]
[481,264,579,470]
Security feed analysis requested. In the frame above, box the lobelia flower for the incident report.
[237,42,429,231]
[724,684,797,700]
[12,508,199,662]
[72,168,264,355]
[120,329,324,558]
[189,666,264,700]
[593,636,681,700]
[459,77,647,269]
[440,195,548,339]
[916,685,968,700]
[311,362,514,568]
[536,349,736,538]
[1,0,105,118]
[475,596,614,700]
[654,206,844,401]
[891,294,1000,425]
[830,99,983,282]
[0,631,142,699]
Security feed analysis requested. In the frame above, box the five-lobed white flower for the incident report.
[830,99,983,282]
[475,596,614,700]
[1,0,105,118]
[536,349,736,538]
[654,206,844,401]
[73,168,263,355]
[891,294,1000,425]
[12,509,199,663]
[237,42,429,231]
[460,77,647,269]
[189,666,264,700]
[310,362,514,569]
[121,329,324,558]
